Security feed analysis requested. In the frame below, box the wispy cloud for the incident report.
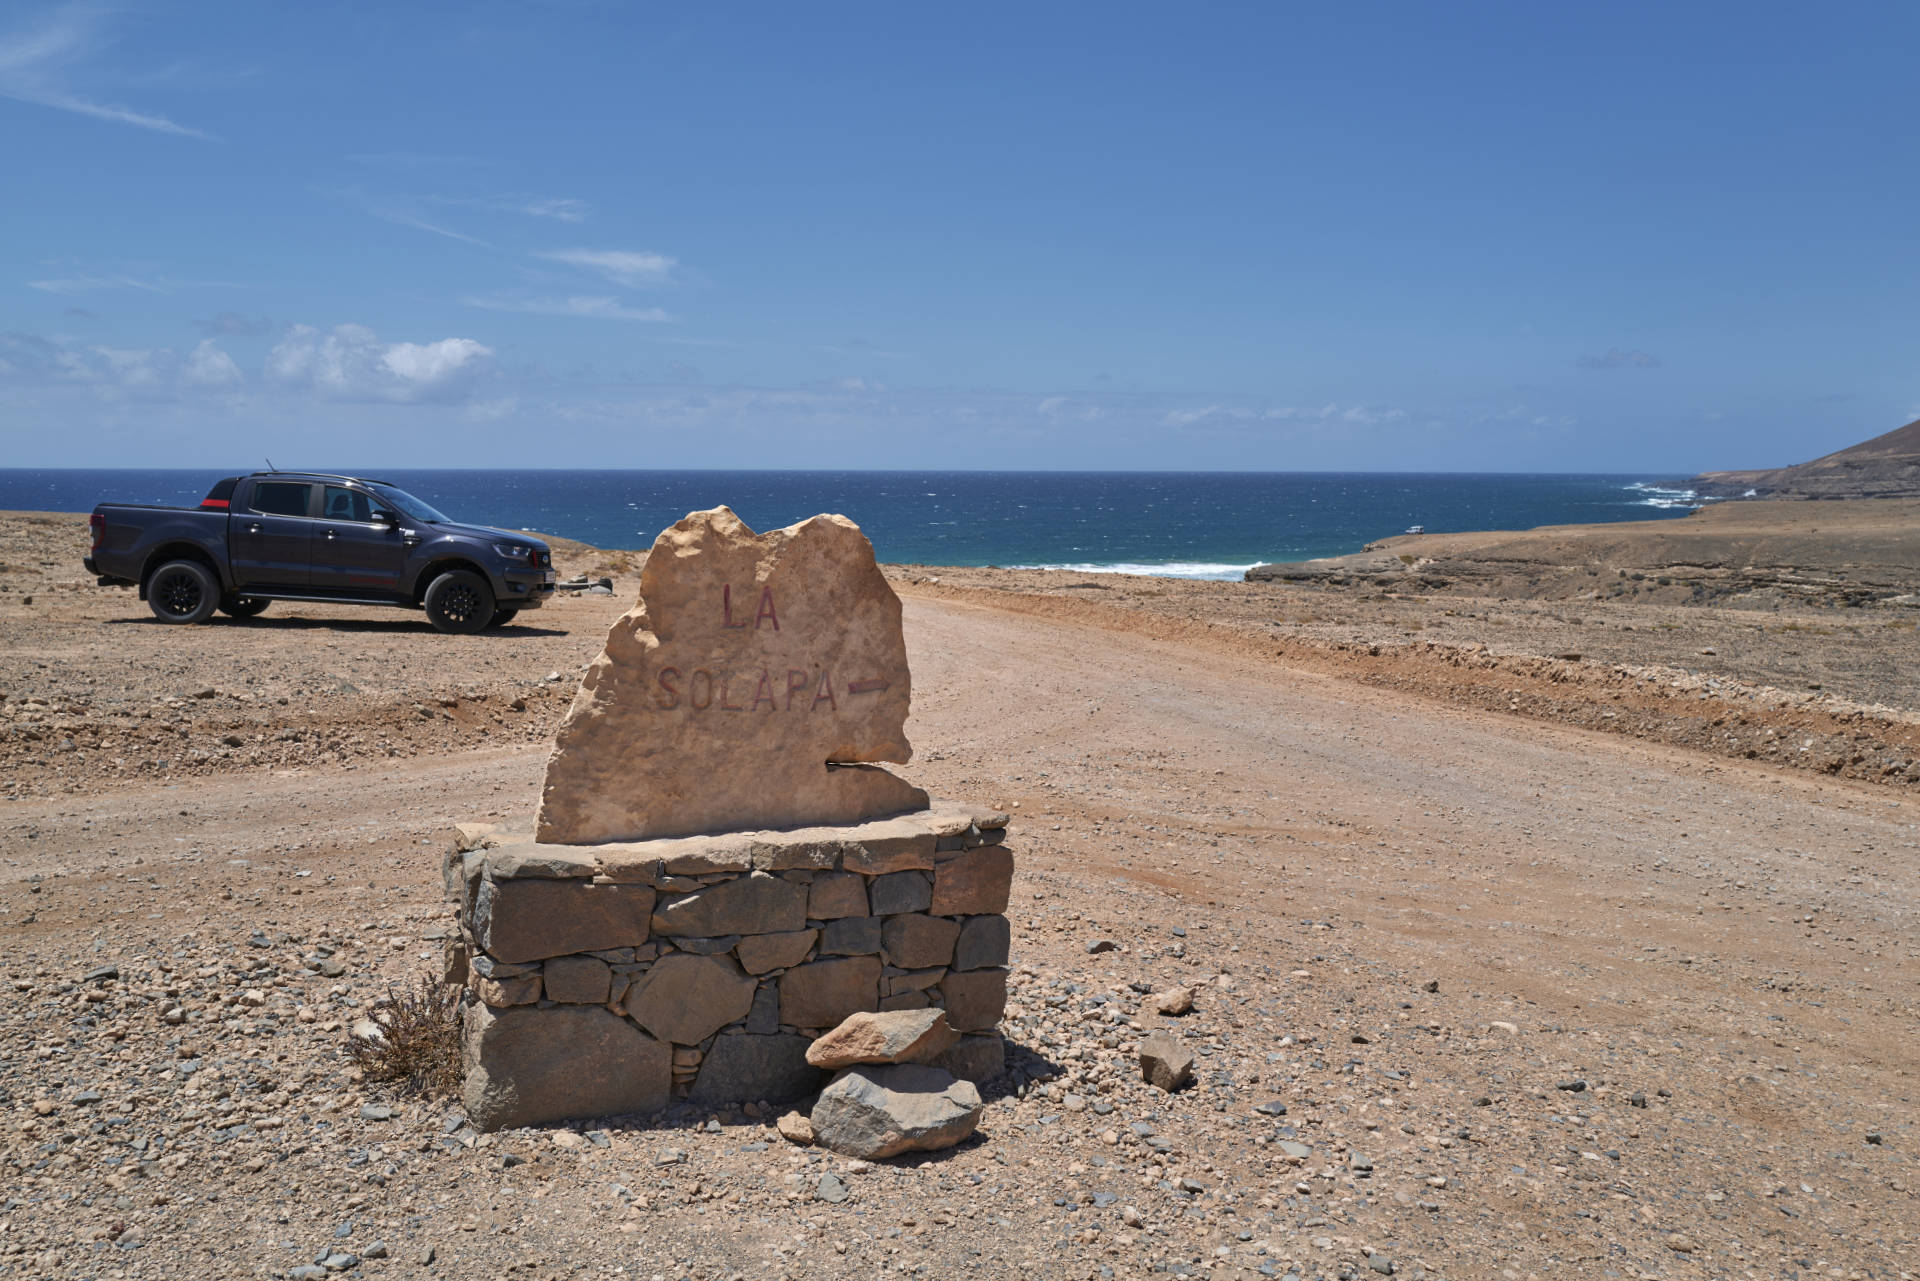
[321,187,493,247]
[461,295,672,322]
[28,272,168,294]
[196,312,274,337]
[347,151,484,171]
[1577,347,1662,370]
[536,249,676,286]
[0,4,209,138]
[1164,402,1406,428]
[517,197,590,223]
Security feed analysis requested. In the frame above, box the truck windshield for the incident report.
[367,484,451,524]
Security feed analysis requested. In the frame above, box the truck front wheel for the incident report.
[219,595,270,619]
[488,607,520,629]
[147,560,220,625]
[424,570,494,634]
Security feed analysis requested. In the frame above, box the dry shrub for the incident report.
[346,973,463,1098]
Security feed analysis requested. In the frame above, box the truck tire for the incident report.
[147,560,220,625]
[219,595,270,619]
[488,607,520,629]
[424,570,494,634]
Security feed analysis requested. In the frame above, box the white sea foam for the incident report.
[1009,561,1258,581]
[1623,481,1717,510]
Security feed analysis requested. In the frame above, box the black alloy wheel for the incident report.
[488,607,520,629]
[424,569,495,635]
[146,560,219,625]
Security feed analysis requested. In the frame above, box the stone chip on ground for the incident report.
[804,1008,960,1068]
[1138,1030,1194,1092]
[808,1063,984,1159]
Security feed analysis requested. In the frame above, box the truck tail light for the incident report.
[89,511,105,552]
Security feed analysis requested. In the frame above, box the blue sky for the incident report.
[2,2,1915,471]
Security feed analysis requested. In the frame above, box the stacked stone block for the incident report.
[447,803,1012,1131]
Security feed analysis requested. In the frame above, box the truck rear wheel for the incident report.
[147,560,219,625]
[425,570,494,634]
[219,595,270,619]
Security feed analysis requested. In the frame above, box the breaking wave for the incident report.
[1624,482,1717,510]
[1009,561,1259,581]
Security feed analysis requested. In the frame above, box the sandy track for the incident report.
[5,592,1916,1278]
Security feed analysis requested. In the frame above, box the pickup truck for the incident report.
[85,471,556,633]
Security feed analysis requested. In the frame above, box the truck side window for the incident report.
[250,482,312,518]
[323,486,373,523]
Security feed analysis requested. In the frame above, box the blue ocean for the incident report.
[0,470,1703,579]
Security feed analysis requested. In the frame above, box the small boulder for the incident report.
[809,1064,983,1159]
[1149,987,1194,1017]
[1139,1031,1194,1092]
[806,1009,959,1069]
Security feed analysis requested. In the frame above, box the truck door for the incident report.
[230,481,314,587]
[312,485,406,595]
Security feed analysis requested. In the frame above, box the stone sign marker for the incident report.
[448,506,1013,1132]
[536,506,927,844]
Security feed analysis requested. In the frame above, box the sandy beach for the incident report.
[3,506,1916,1279]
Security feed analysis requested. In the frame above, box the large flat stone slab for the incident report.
[622,952,757,1045]
[472,878,655,964]
[462,1003,671,1131]
[689,1032,823,1105]
[536,507,928,843]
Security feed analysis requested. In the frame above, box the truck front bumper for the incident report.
[500,568,557,609]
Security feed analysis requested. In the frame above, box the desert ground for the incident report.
[1,508,1916,1281]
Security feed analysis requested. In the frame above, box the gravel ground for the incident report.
[2,511,1916,1280]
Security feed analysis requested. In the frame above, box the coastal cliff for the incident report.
[1693,415,1920,499]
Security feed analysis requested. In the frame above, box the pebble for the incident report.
[1556,1079,1588,1092]
[776,1112,815,1145]
[1666,1233,1696,1253]
[815,1173,849,1203]
[1086,938,1119,953]
[358,1104,394,1121]
[655,1147,687,1166]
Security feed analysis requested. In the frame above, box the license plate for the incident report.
[541,571,555,584]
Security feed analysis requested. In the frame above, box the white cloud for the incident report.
[461,295,672,322]
[0,5,208,137]
[182,338,242,388]
[536,249,676,286]
[0,331,242,398]
[267,323,494,403]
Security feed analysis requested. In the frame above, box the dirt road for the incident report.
[5,582,1915,1279]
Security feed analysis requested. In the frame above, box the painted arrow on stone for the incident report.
[846,677,890,695]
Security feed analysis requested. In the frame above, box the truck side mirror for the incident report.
[371,509,396,525]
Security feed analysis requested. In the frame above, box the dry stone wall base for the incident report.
[451,803,1013,1130]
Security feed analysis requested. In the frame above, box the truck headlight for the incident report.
[494,543,535,561]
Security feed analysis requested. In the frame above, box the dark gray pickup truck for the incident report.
[86,472,555,633]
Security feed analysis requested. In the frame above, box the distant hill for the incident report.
[1694,417,1920,500]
